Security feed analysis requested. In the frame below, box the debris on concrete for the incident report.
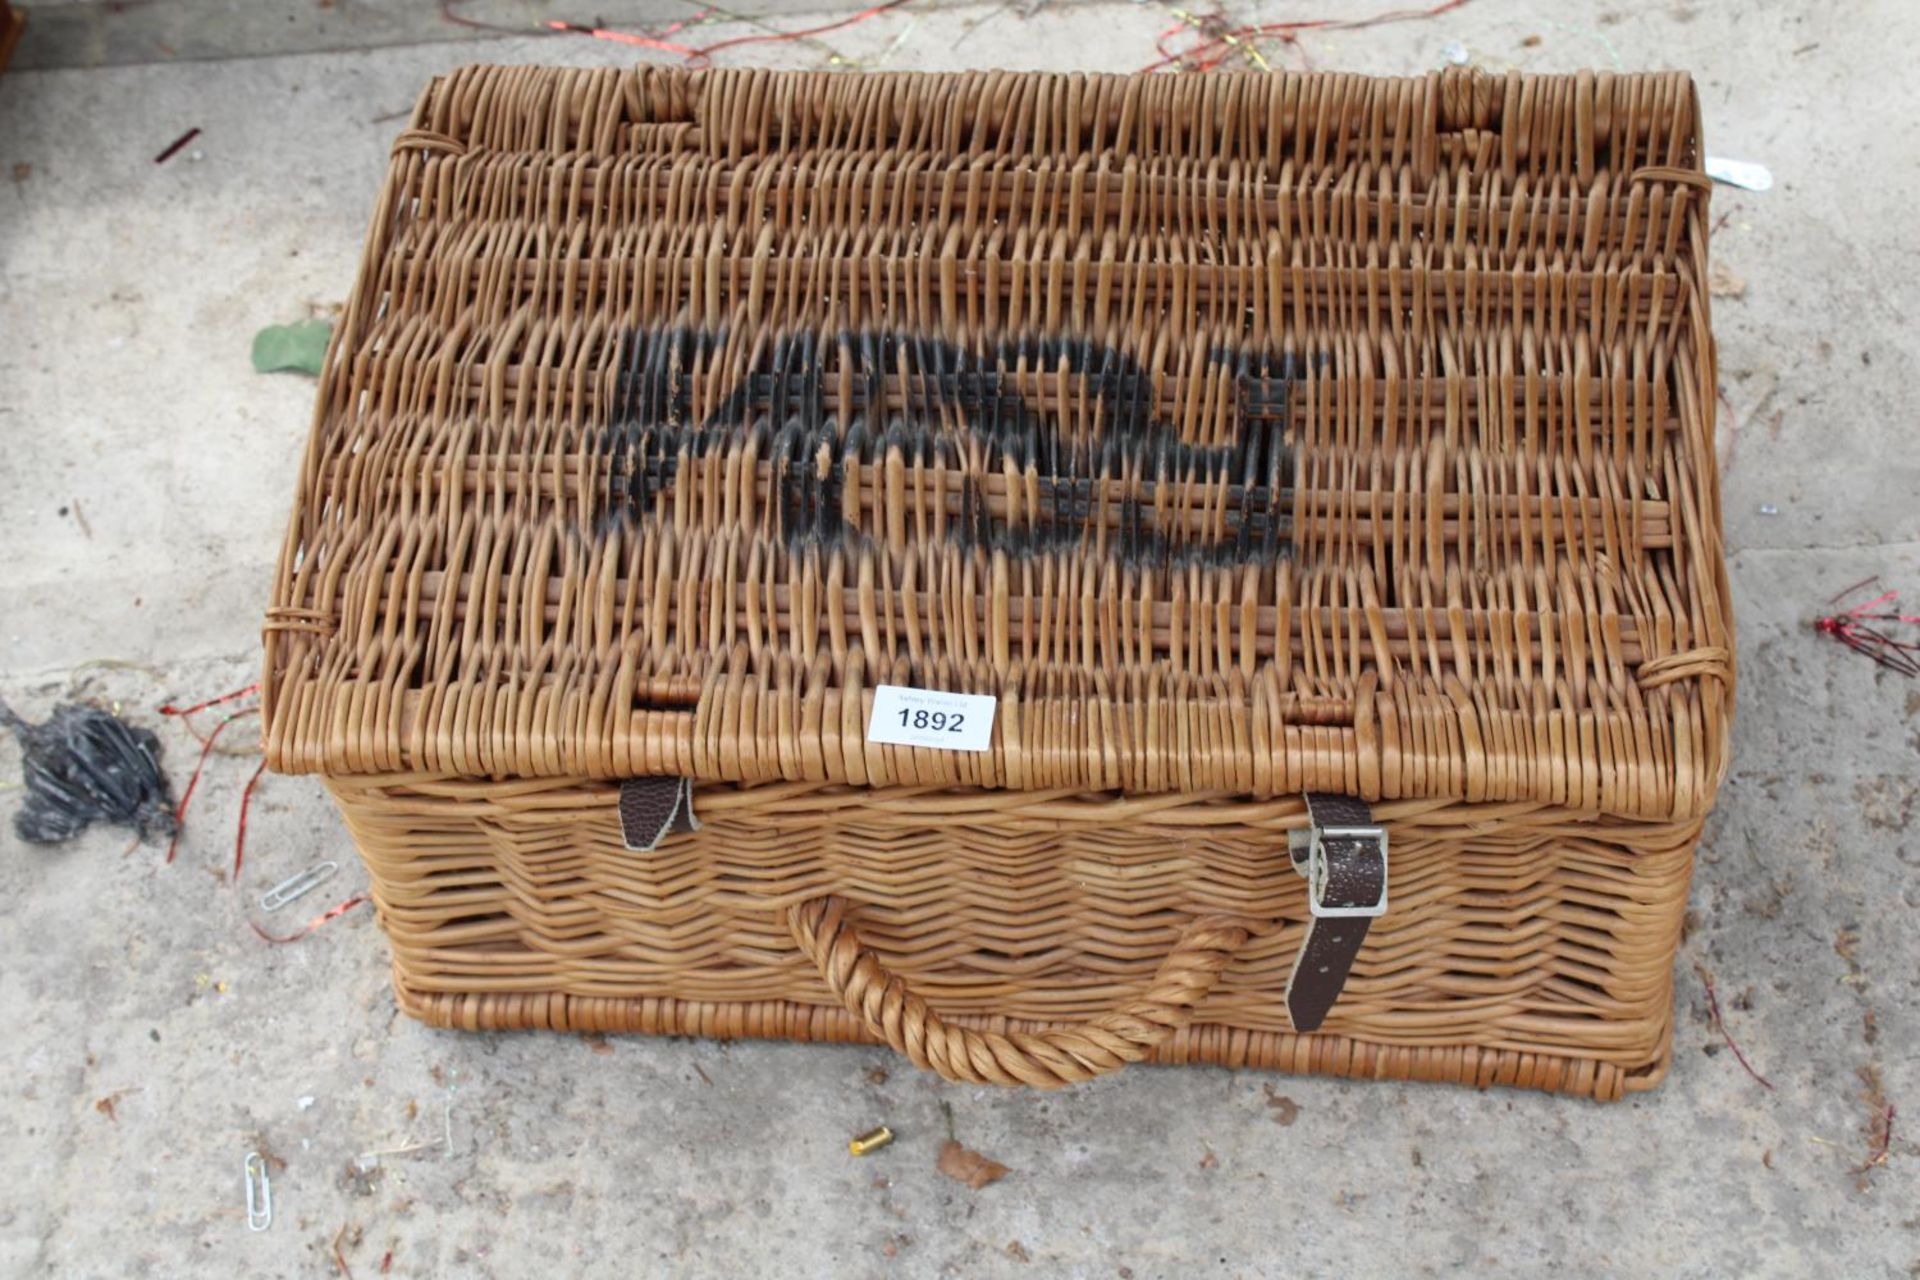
[848,1125,895,1156]
[154,126,202,165]
[331,1221,362,1276]
[339,1159,384,1198]
[1263,1085,1301,1126]
[1,700,176,845]
[1853,1065,1894,1185]
[355,1095,453,1167]
[251,319,332,376]
[93,1087,138,1122]
[1705,156,1774,191]
[1694,962,1774,1091]
[1813,580,1920,678]
[244,1152,274,1232]
[937,1140,1009,1189]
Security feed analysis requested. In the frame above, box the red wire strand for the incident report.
[229,752,367,945]
[1138,0,1467,73]
[161,683,360,943]
[1813,581,1920,677]
[158,683,260,719]
[548,0,914,67]
[544,6,712,53]
[172,704,259,749]
[545,19,698,56]
[251,893,370,945]
[680,0,912,66]
[1695,965,1773,1091]
[232,760,268,882]
[165,710,253,864]
[1826,575,1882,606]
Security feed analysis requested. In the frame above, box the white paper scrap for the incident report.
[1705,156,1773,192]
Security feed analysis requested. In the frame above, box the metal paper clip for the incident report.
[259,860,340,912]
[244,1152,273,1231]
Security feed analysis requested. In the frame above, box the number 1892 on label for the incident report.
[865,685,998,753]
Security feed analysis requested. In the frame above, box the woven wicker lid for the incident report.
[263,65,1731,821]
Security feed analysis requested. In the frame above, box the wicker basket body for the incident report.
[267,66,1730,1098]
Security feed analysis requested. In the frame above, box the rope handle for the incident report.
[786,896,1253,1088]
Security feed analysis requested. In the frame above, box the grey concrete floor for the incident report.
[1,1,1916,1276]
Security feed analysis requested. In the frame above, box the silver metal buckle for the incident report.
[1288,825,1389,919]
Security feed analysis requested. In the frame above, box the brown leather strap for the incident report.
[619,776,699,851]
[1298,792,1374,834]
[1284,792,1387,1033]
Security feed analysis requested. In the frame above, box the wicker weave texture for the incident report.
[266,66,1728,1095]
[342,776,1694,1097]
[264,66,1731,820]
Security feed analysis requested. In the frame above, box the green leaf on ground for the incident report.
[251,319,333,376]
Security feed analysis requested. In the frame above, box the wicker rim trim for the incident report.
[392,968,1668,1101]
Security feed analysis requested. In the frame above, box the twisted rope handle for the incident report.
[787,896,1253,1088]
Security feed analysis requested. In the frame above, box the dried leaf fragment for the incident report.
[1263,1085,1300,1126]
[937,1139,1008,1189]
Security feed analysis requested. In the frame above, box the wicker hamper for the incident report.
[264,65,1730,1098]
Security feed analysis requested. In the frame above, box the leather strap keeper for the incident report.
[619,776,700,852]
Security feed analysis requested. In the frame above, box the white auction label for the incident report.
[866,685,997,753]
